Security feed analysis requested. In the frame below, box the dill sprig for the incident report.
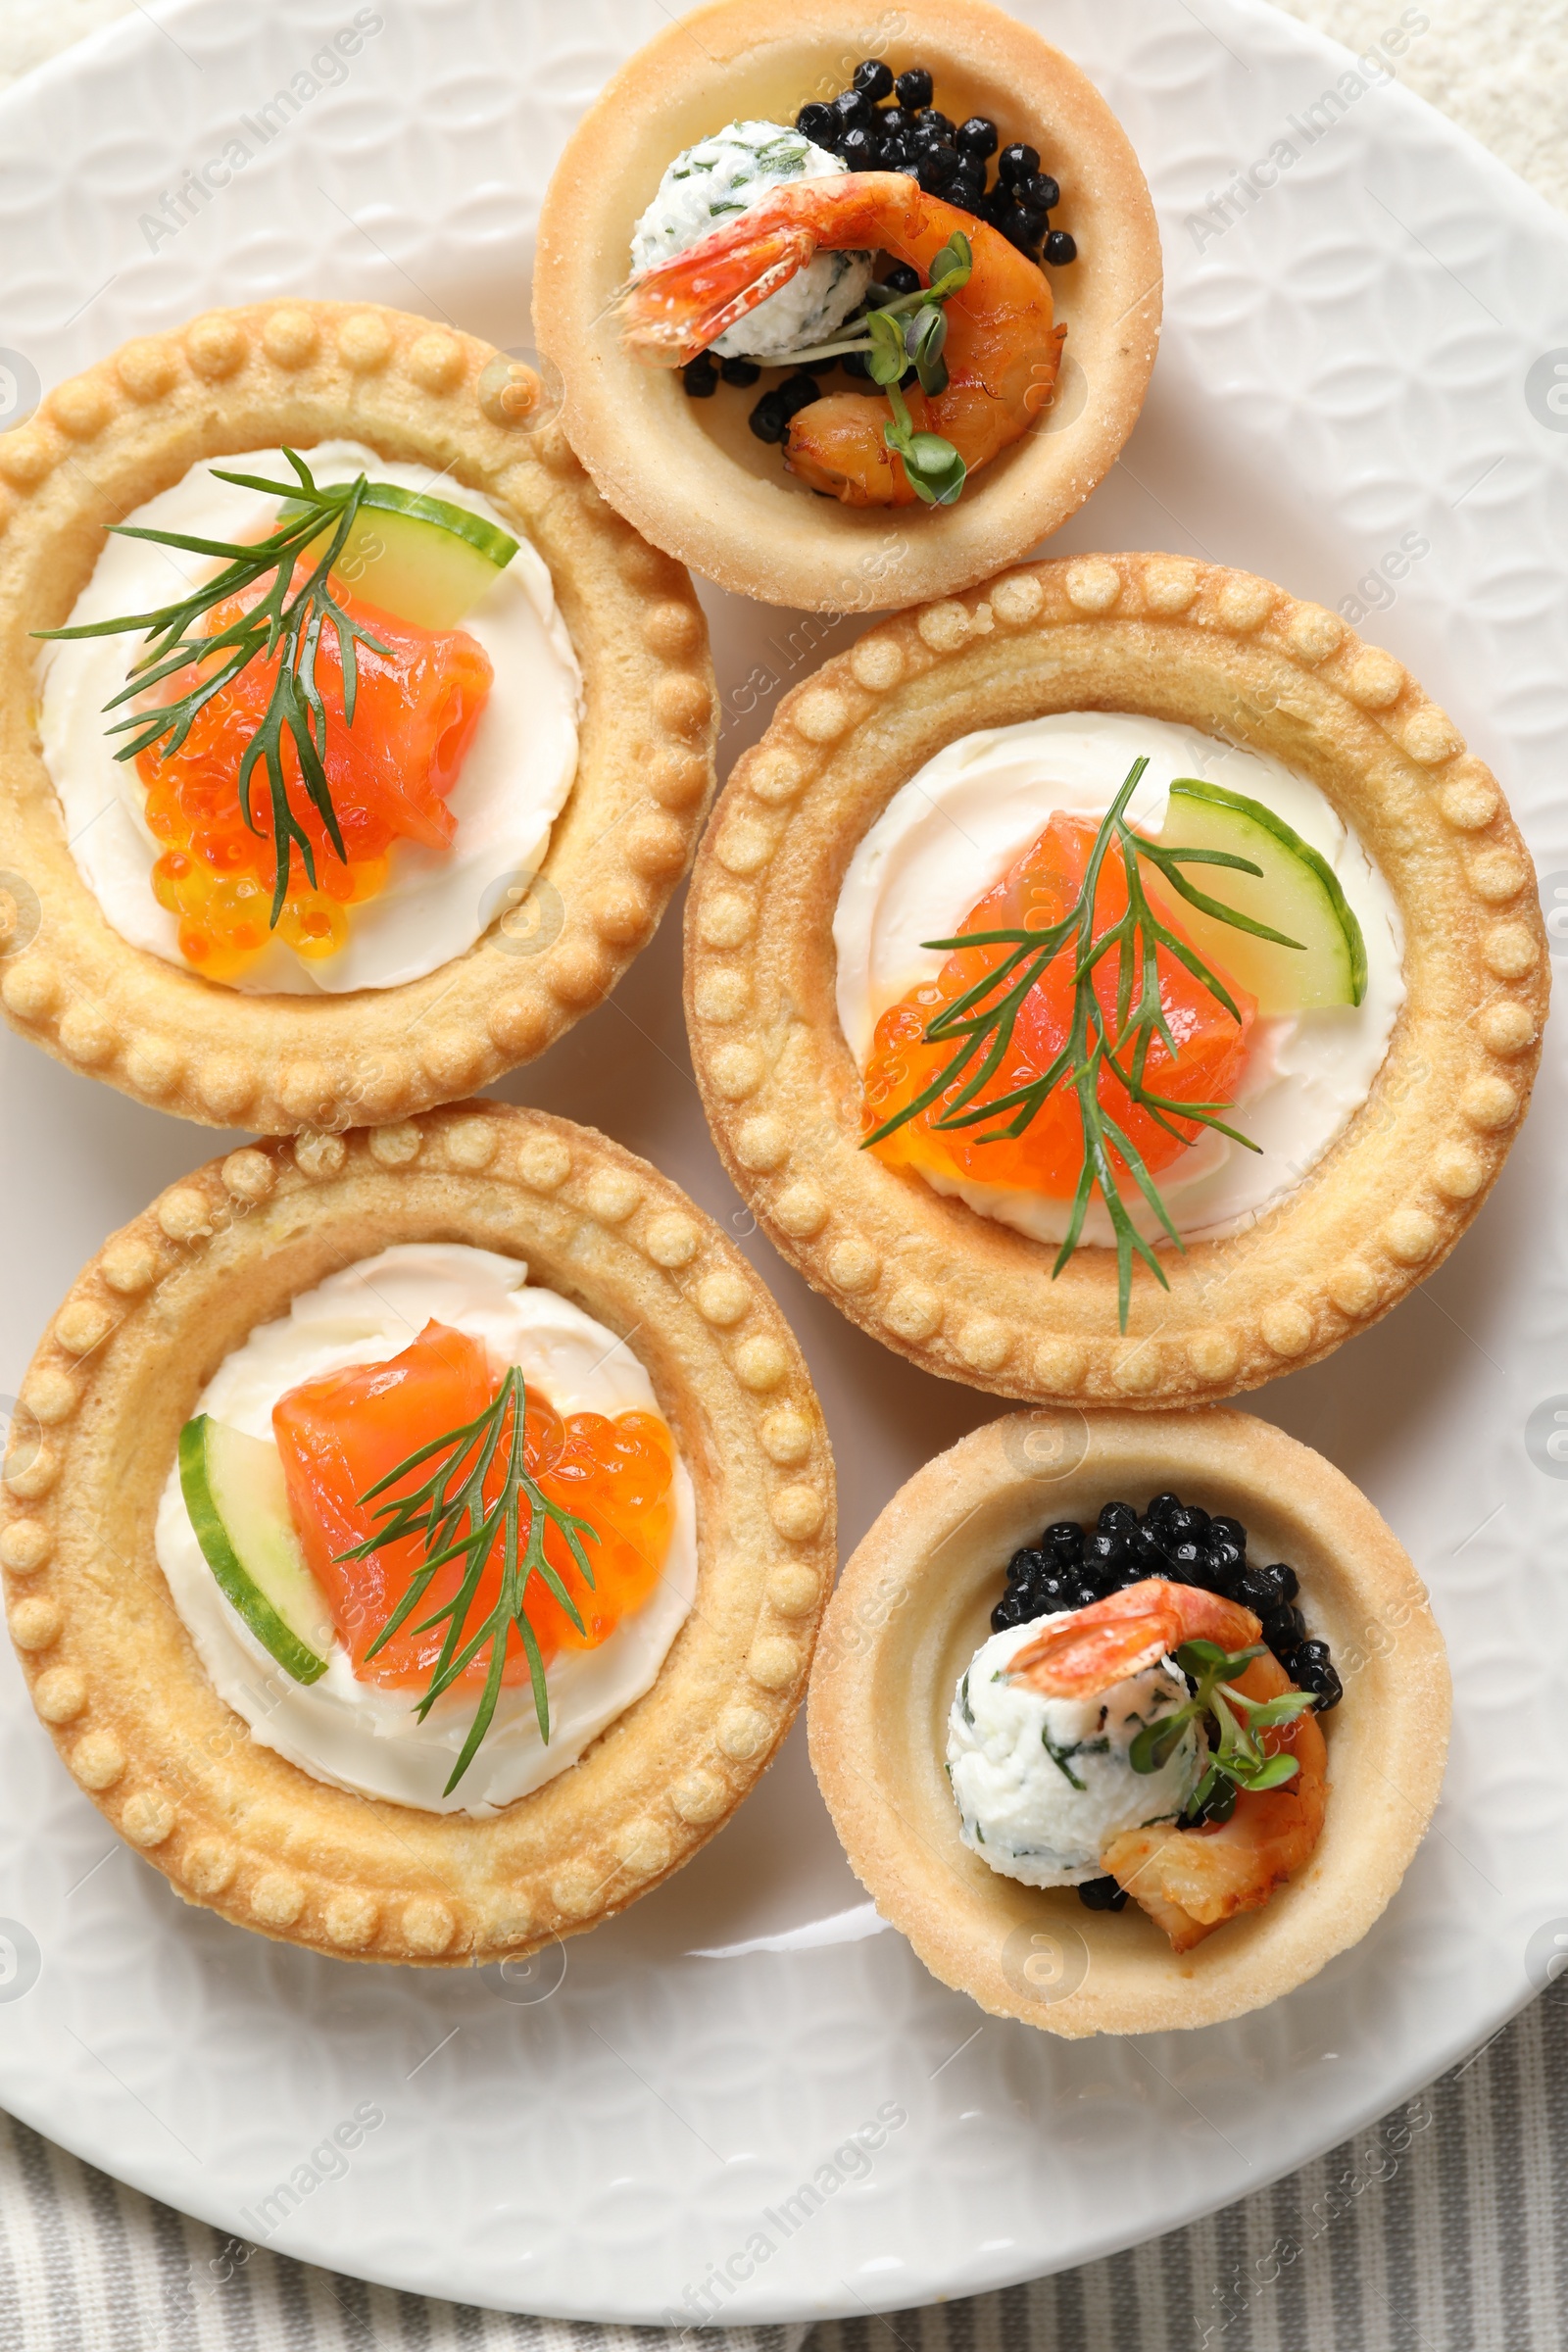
[341,1367,599,1795]
[863,757,1303,1328]
[33,449,388,926]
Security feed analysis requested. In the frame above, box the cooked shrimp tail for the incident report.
[1008,1579,1262,1700]
[1006,1576,1329,1950]
[620,218,824,367]
[619,173,1064,506]
[1102,1646,1329,1951]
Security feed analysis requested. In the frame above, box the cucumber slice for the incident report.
[279,481,518,629]
[178,1414,335,1684]
[1156,778,1368,1014]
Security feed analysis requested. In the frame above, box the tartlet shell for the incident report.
[532,0,1161,612]
[0,1103,835,1968]
[0,299,717,1133]
[808,1407,1450,2036]
[685,553,1549,1407]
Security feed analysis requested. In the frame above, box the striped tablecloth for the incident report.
[1,2,1564,2348]
[6,1974,1566,2350]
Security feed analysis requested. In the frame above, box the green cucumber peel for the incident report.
[277,480,518,571]
[178,1414,331,1686]
[1164,775,1369,1007]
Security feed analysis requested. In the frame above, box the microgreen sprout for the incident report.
[1129,1637,1319,1818]
[771,231,973,503]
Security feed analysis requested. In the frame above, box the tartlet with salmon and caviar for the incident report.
[533,0,1159,612]
[808,1408,1449,2036]
[0,300,716,1134]
[686,553,1547,1410]
[0,1104,832,1967]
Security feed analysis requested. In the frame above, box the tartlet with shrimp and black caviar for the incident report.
[0,299,716,1135]
[808,1408,1449,2036]
[532,0,1160,613]
[685,552,1547,1410]
[0,1103,833,1967]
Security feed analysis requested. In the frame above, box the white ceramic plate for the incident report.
[2,0,1567,2325]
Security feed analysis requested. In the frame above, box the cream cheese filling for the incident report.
[833,711,1406,1247]
[948,1618,1203,1888]
[629,121,872,362]
[39,443,583,996]
[154,1245,697,1816]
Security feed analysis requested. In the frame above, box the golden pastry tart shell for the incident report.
[0,300,717,1133]
[685,553,1548,1409]
[808,1407,1449,2037]
[533,0,1161,613]
[0,1103,834,1967]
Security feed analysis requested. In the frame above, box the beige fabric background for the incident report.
[1,0,1563,211]
[1269,0,1568,208]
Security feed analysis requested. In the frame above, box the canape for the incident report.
[808,1408,1449,2035]
[0,1104,833,1965]
[533,0,1160,612]
[686,555,1546,1408]
[0,300,715,1132]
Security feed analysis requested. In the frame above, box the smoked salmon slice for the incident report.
[863,811,1255,1200]
[271,1321,675,1691]
[138,575,493,978]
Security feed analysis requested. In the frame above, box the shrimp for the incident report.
[619,173,1065,507]
[1009,1579,1329,1953]
[1008,1579,1262,1700]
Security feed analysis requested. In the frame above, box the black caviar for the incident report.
[985,1492,1344,1917]
[789,53,1076,269]
[747,388,788,443]
[684,54,1078,409]
[778,370,825,415]
[990,1491,1343,1705]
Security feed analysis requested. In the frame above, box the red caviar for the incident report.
[862,811,1254,1200]
[135,578,492,982]
[271,1321,675,1690]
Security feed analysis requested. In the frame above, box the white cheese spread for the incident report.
[154,1245,697,1816]
[630,120,872,360]
[833,711,1405,1245]
[947,1616,1203,1887]
[39,444,582,995]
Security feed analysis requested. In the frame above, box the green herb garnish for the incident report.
[862,757,1304,1327]
[340,1367,600,1794]
[751,136,811,174]
[1044,1731,1088,1789]
[772,232,974,504]
[33,449,388,926]
[1043,1729,1110,1788]
[1129,1639,1318,1812]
